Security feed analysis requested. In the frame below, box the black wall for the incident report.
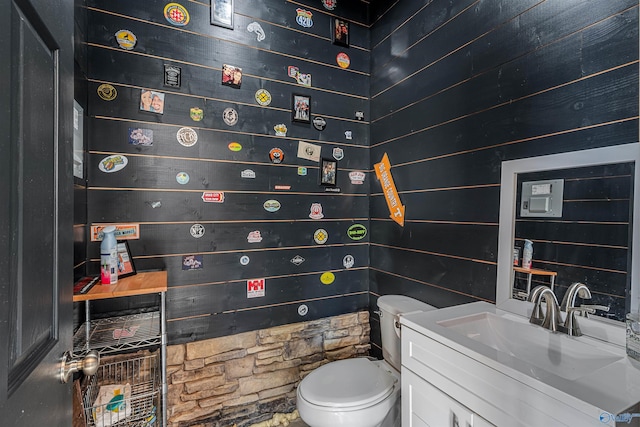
[369,0,638,352]
[83,0,371,344]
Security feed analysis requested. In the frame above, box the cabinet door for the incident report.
[403,369,493,427]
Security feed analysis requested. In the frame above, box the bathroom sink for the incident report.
[437,311,623,381]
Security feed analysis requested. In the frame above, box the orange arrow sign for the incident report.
[374,153,405,226]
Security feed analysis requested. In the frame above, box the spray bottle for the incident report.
[100,225,118,285]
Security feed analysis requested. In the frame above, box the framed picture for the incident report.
[319,157,337,186]
[116,240,136,278]
[140,89,165,114]
[292,93,311,123]
[211,0,234,29]
[332,18,349,47]
[222,64,242,88]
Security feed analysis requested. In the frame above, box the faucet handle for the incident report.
[575,304,610,317]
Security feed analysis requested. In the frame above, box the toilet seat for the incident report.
[298,358,396,409]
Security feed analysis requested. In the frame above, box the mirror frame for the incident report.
[496,143,640,346]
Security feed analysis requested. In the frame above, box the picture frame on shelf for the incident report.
[116,240,136,278]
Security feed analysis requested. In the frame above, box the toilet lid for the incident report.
[299,358,395,408]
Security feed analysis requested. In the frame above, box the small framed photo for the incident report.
[211,0,234,29]
[222,64,242,88]
[332,18,349,47]
[116,240,136,278]
[140,90,165,114]
[319,157,337,186]
[292,93,311,123]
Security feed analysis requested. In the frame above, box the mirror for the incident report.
[496,144,640,343]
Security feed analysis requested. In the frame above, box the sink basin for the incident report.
[437,312,623,380]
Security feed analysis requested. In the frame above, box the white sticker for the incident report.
[247,278,265,298]
[291,255,305,265]
[223,107,238,126]
[314,228,328,244]
[309,203,324,220]
[240,255,250,265]
[298,304,309,316]
[247,230,263,243]
[343,254,354,269]
[176,127,198,147]
[247,21,265,41]
[190,223,205,238]
[349,171,366,185]
[297,141,321,162]
[99,155,128,173]
[241,169,256,178]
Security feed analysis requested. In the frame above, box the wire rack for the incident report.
[73,312,161,357]
[83,352,160,427]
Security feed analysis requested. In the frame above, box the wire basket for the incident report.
[83,351,160,427]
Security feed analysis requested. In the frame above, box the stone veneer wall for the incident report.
[167,312,371,427]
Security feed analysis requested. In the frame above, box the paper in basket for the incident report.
[92,383,132,427]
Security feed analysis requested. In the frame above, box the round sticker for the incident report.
[176,172,190,184]
[240,255,250,266]
[313,228,328,244]
[190,107,203,121]
[320,272,335,285]
[115,29,137,50]
[223,107,238,126]
[228,142,242,152]
[190,223,205,238]
[99,155,128,173]
[177,127,198,147]
[164,3,190,26]
[312,116,326,131]
[343,254,355,269]
[347,224,367,240]
[269,148,284,164]
[263,199,281,212]
[97,84,118,101]
[336,52,350,69]
[298,304,309,316]
[255,89,272,106]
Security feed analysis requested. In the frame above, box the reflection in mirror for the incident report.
[513,163,633,322]
[497,144,640,338]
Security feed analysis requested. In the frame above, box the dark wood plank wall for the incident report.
[368,0,638,353]
[82,0,371,344]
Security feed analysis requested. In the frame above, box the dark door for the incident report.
[0,0,74,425]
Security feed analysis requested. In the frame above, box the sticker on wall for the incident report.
[190,223,205,238]
[148,201,162,209]
[291,255,305,266]
[164,3,190,26]
[164,64,181,88]
[247,21,266,41]
[295,8,313,28]
[322,0,337,10]
[374,153,405,227]
[247,230,263,243]
[190,107,203,121]
[325,187,340,193]
[176,127,198,147]
[241,169,256,179]
[182,255,203,270]
[176,172,190,185]
[320,272,335,285]
[222,64,242,89]
[309,203,324,220]
[269,148,285,164]
[97,84,117,101]
[90,223,140,241]
[115,29,137,50]
[202,192,225,203]
[240,255,250,266]
[128,128,153,146]
[298,167,307,176]
[99,155,128,173]
[344,130,353,140]
[349,171,365,185]
[263,199,281,212]
[355,111,364,121]
[332,147,344,161]
[288,66,311,87]
[274,124,288,137]
[347,224,367,240]
[313,228,328,244]
[247,278,266,298]
[255,89,272,106]
[140,90,165,114]
[336,52,351,69]
[312,116,326,131]
[343,254,355,269]
[274,185,291,190]
[298,304,309,316]
[223,107,239,126]
[297,141,321,162]
[228,142,242,152]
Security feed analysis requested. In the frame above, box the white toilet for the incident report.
[296,295,436,427]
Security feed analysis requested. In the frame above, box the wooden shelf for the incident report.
[73,271,167,302]
[513,266,557,277]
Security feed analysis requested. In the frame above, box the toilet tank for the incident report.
[377,295,436,371]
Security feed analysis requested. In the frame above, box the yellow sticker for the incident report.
[320,272,335,285]
[115,29,137,50]
[97,84,117,101]
[228,142,242,152]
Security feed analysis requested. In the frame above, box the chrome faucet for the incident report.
[529,285,562,332]
[560,282,610,336]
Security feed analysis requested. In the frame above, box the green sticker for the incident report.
[347,224,367,240]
